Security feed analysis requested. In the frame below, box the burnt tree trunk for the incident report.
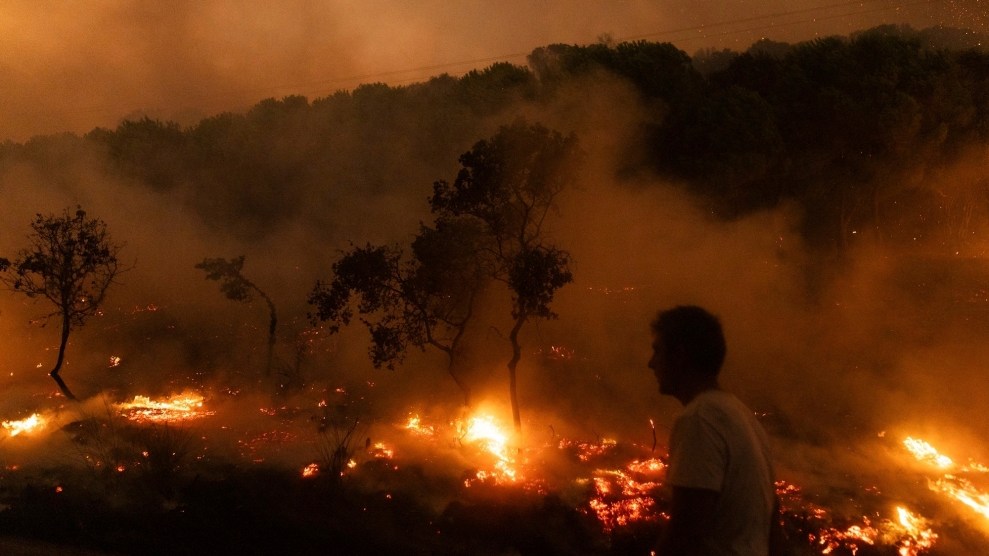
[50,314,77,400]
[447,357,472,409]
[507,316,525,435]
[261,292,277,376]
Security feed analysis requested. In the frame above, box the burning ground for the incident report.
[1,279,989,555]
[2,170,989,554]
[0,379,987,554]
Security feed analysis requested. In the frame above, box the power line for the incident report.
[620,0,941,42]
[65,0,944,123]
[270,0,944,95]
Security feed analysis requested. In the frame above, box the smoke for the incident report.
[2,20,989,551]
[2,58,984,460]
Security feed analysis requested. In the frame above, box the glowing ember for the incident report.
[813,507,937,556]
[370,442,394,459]
[626,457,665,475]
[2,413,46,437]
[545,345,574,360]
[405,414,435,437]
[559,437,618,462]
[584,455,666,532]
[816,519,878,553]
[301,463,319,478]
[116,392,214,423]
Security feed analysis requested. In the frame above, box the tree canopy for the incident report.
[310,120,579,426]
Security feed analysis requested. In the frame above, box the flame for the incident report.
[2,413,46,437]
[893,507,938,556]
[461,413,519,483]
[585,456,666,532]
[930,475,989,521]
[301,463,319,478]
[903,436,989,526]
[116,392,214,423]
[370,442,394,459]
[405,414,435,437]
[903,437,954,469]
[813,507,937,556]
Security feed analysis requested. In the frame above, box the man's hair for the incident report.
[650,305,726,377]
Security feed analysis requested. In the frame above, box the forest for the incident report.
[1,23,989,555]
[3,24,988,256]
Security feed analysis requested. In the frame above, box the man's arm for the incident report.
[659,486,719,555]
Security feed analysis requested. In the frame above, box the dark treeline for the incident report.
[3,24,989,254]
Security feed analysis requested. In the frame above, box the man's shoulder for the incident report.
[680,390,762,434]
[684,389,745,414]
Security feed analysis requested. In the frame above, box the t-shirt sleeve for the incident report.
[667,411,726,492]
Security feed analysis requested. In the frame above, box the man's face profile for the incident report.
[649,333,677,396]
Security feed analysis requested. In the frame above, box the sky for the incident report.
[0,0,985,142]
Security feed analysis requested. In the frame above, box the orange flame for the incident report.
[2,413,46,437]
[461,413,519,483]
[893,506,938,555]
[301,463,319,478]
[116,392,214,423]
[903,437,953,469]
[903,436,989,526]
[405,414,435,437]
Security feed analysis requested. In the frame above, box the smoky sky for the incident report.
[1,0,985,142]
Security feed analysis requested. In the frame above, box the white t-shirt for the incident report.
[667,389,775,556]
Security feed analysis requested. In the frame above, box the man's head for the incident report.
[649,305,726,402]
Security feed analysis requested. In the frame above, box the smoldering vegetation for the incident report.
[1,24,989,554]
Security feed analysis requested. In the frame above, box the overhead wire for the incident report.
[263,0,946,95]
[62,0,949,125]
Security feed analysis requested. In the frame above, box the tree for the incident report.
[195,256,278,375]
[310,120,579,426]
[431,119,580,433]
[308,215,487,407]
[0,207,123,400]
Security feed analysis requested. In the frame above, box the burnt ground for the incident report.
[0,460,640,556]
[0,451,978,556]
[2,256,989,554]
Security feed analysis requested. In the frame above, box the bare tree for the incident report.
[0,207,124,400]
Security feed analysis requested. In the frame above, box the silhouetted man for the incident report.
[649,305,782,555]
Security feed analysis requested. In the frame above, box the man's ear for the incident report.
[669,341,689,368]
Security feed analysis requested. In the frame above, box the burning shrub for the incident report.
[311,393,372,482]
